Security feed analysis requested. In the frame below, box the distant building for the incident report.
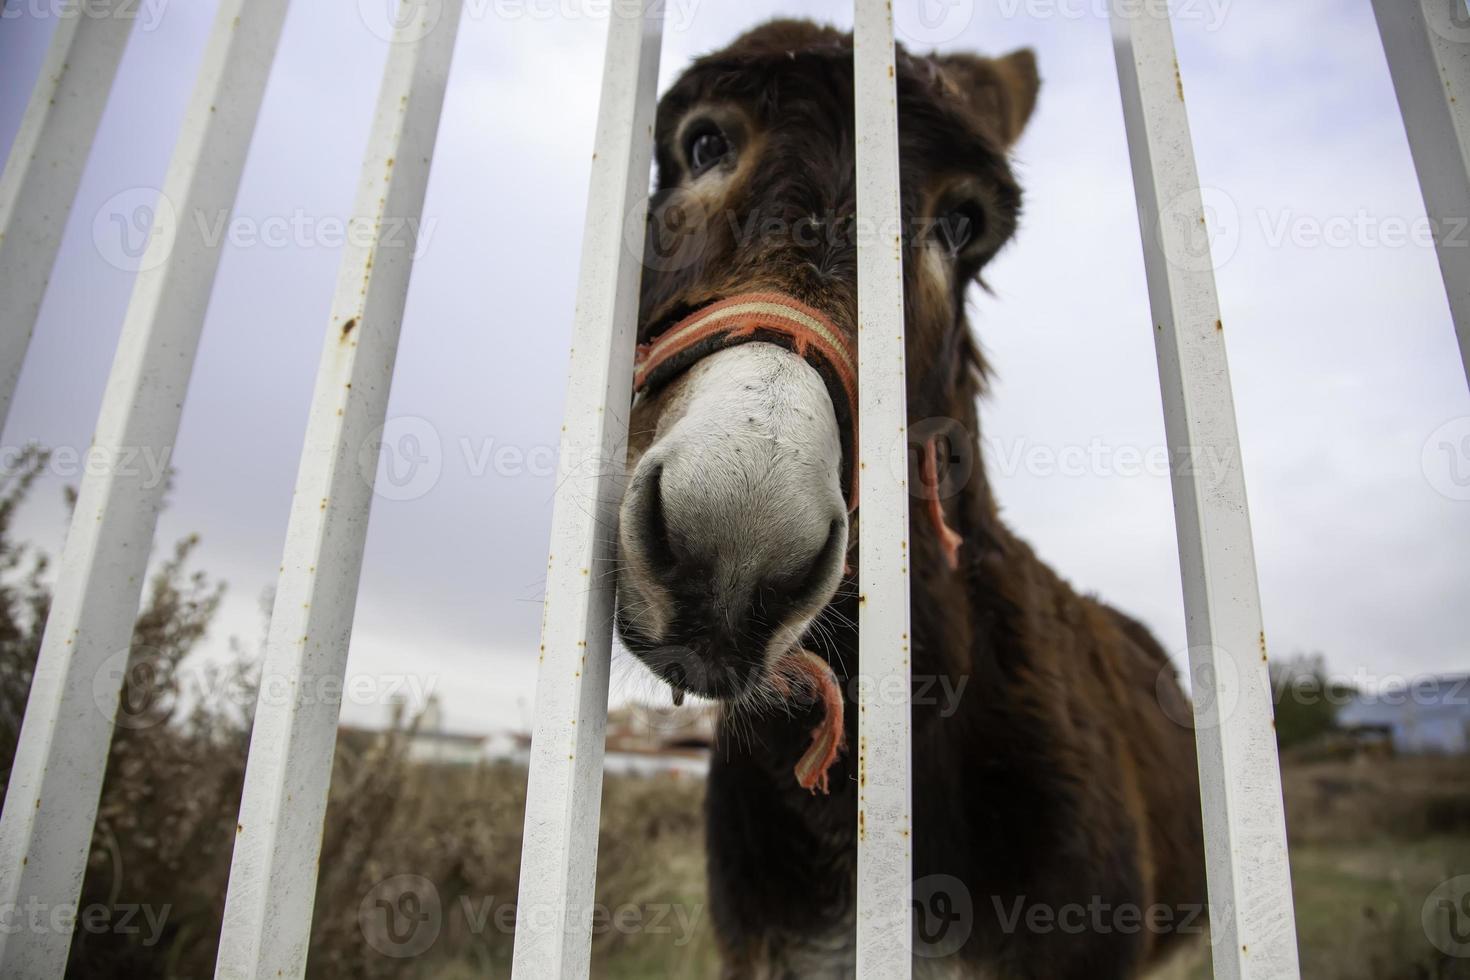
[405,728,500,766]
[351,696,715,775]
[1338,675,1470,754]
[602,704,715,777]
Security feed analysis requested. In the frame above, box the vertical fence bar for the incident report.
[509,4,662,977]
[0,8,134,433]
[1372,0,1470,390]
[852,0,913,976]
[213,3,463,977]
[1109,3,1300,978]
[0,3,289,976]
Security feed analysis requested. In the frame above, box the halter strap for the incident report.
[633,292,860,510]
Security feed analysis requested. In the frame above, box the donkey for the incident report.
[613,20,1207,979]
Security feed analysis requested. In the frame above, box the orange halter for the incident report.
[633,292,860,511]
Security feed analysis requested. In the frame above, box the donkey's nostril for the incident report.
[770,514,846,600]
[823,516,844,560]
[642,463,677,567]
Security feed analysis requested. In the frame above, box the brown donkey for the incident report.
[613,20,1206,979]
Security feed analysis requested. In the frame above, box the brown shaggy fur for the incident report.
[617,20,1207,979]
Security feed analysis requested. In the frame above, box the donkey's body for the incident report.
[613,21,1206,978]
[705,521,1205,978]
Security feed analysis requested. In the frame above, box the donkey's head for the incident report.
[616,20,1038,701]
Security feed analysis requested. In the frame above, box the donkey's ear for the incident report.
[933,48,1040,147]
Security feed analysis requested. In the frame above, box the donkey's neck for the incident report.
[704,392,1027,948]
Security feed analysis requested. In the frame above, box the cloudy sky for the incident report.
[2,0,1466,734]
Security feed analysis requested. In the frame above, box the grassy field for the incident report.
[5,460,1463,977]
[1155,756,1470,980]
[14,720,1470,978]
[406,755,1470,979]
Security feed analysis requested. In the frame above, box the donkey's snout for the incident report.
[616,344,848,696]
[634,452,845,610]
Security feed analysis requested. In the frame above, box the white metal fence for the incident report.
[0,1,1464,978]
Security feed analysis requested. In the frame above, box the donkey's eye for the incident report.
[935,202,987,258]
[685,124,731,177]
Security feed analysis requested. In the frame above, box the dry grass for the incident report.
[307,750,717,980]
[3,457,1466,977]
[1153,756,1470,980]
[322,752,1470,980]
[11,690,1470,979]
